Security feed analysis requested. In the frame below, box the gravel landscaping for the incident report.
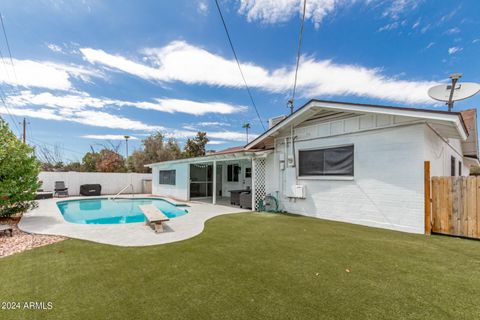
[0,218,65,258]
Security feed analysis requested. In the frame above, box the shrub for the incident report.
[0,119,41,217]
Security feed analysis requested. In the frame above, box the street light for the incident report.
[124,135,130,159]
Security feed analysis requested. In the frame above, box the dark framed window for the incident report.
[227,164,240,182]
[159,170,176,185]
[299,145,354,177]
[245,167,252,178]
[451,156,456,177]
[459,161,462,176]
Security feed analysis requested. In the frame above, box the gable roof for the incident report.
[245,99,470,150]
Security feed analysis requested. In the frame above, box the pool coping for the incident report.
[19,194,250,247]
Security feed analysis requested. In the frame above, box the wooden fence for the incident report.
[431,176,480,239]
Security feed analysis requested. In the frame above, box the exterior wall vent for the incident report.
[269,115,287,128]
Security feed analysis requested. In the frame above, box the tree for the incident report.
[95,149,126,172]
[0,119,41,217]
[36,144,65,171]
[128,133,183,173]
[63,161,83,172]
[242,123,251,144]
[183,132,209,158]
[82,151,99,172]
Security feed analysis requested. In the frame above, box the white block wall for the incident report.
[151,162,189,201]
[38,171,152,195]
[424,126,470,177]
[267,124,426,234]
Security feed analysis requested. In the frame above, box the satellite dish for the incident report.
[428,82,480,102]
[428,73,480,112]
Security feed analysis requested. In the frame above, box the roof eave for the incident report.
[246,100,469,149]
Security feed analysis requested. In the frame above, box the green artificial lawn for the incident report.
[1,213,480,320]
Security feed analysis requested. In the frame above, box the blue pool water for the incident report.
[57,198,188,224]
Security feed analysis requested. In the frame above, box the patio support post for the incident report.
[213,160,217,205]
[251,157,256,211]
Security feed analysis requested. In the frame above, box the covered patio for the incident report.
[149,147,271,211]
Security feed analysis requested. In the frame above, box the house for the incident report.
[147,99,479,234]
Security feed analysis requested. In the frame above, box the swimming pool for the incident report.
[57,198,188,225]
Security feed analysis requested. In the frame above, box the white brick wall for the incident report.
[266,124,426,234]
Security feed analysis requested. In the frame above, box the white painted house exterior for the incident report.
[148,100,478,234]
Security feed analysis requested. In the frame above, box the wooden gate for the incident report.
[431,176,480,239]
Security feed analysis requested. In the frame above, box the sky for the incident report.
[0,0,479,162]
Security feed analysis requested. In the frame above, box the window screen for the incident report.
[299,145,354,176]
[227,164,240,182]
[451,156,456,177]
[245,167,252,178]
[459,161,462,176]
[159,170,176,185]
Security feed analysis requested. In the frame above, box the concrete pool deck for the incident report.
[18,195,250,247]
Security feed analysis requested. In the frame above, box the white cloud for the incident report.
[448,47,462,55]
[236,0,422,27]
[426,42,435,49]
[197,0,208,14]
[378,22,399,32]
[1,91,254,142]
[6,90,244,116]
[444,27,460,35]
[207,140,228,145]
[80,41,436,104]
[237,0,345,27]
[196,121,231,127]
[382,0,422,20]
[46,43,64,53]
[0,104,158,131]
[473,39,480,44]
[420,24,430,34]
[0,58,103,90]
[0,103,254,141]
[412,20,420,29]
[81,134,139,140]
[127,98,247,115]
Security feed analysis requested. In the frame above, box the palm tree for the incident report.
[242,123,251,144]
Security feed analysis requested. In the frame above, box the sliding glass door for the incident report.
[189,164,213,198]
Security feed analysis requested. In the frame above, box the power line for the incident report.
[0,13,18,82]
[214,0,266,131]
[0,12,22,135]
[28,136,86,157]
[0,89,21,135]
[288,0,307,114]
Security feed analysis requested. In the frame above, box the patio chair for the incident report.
[54,181,69,198]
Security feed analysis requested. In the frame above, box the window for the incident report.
[459,161,462,176]
[451,156,456,177]
[245,167,252,178]
[159,170,176,185]
[227,164,240,182]
[299,145,354,177]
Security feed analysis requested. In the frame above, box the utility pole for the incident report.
[20,118,28,143]
[124,135,130,159]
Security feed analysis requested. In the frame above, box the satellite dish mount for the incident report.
[447,73,462,112]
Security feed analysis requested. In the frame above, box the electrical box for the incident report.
[289,185,306,198]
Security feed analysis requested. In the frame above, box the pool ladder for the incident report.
[110,184,134,200]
